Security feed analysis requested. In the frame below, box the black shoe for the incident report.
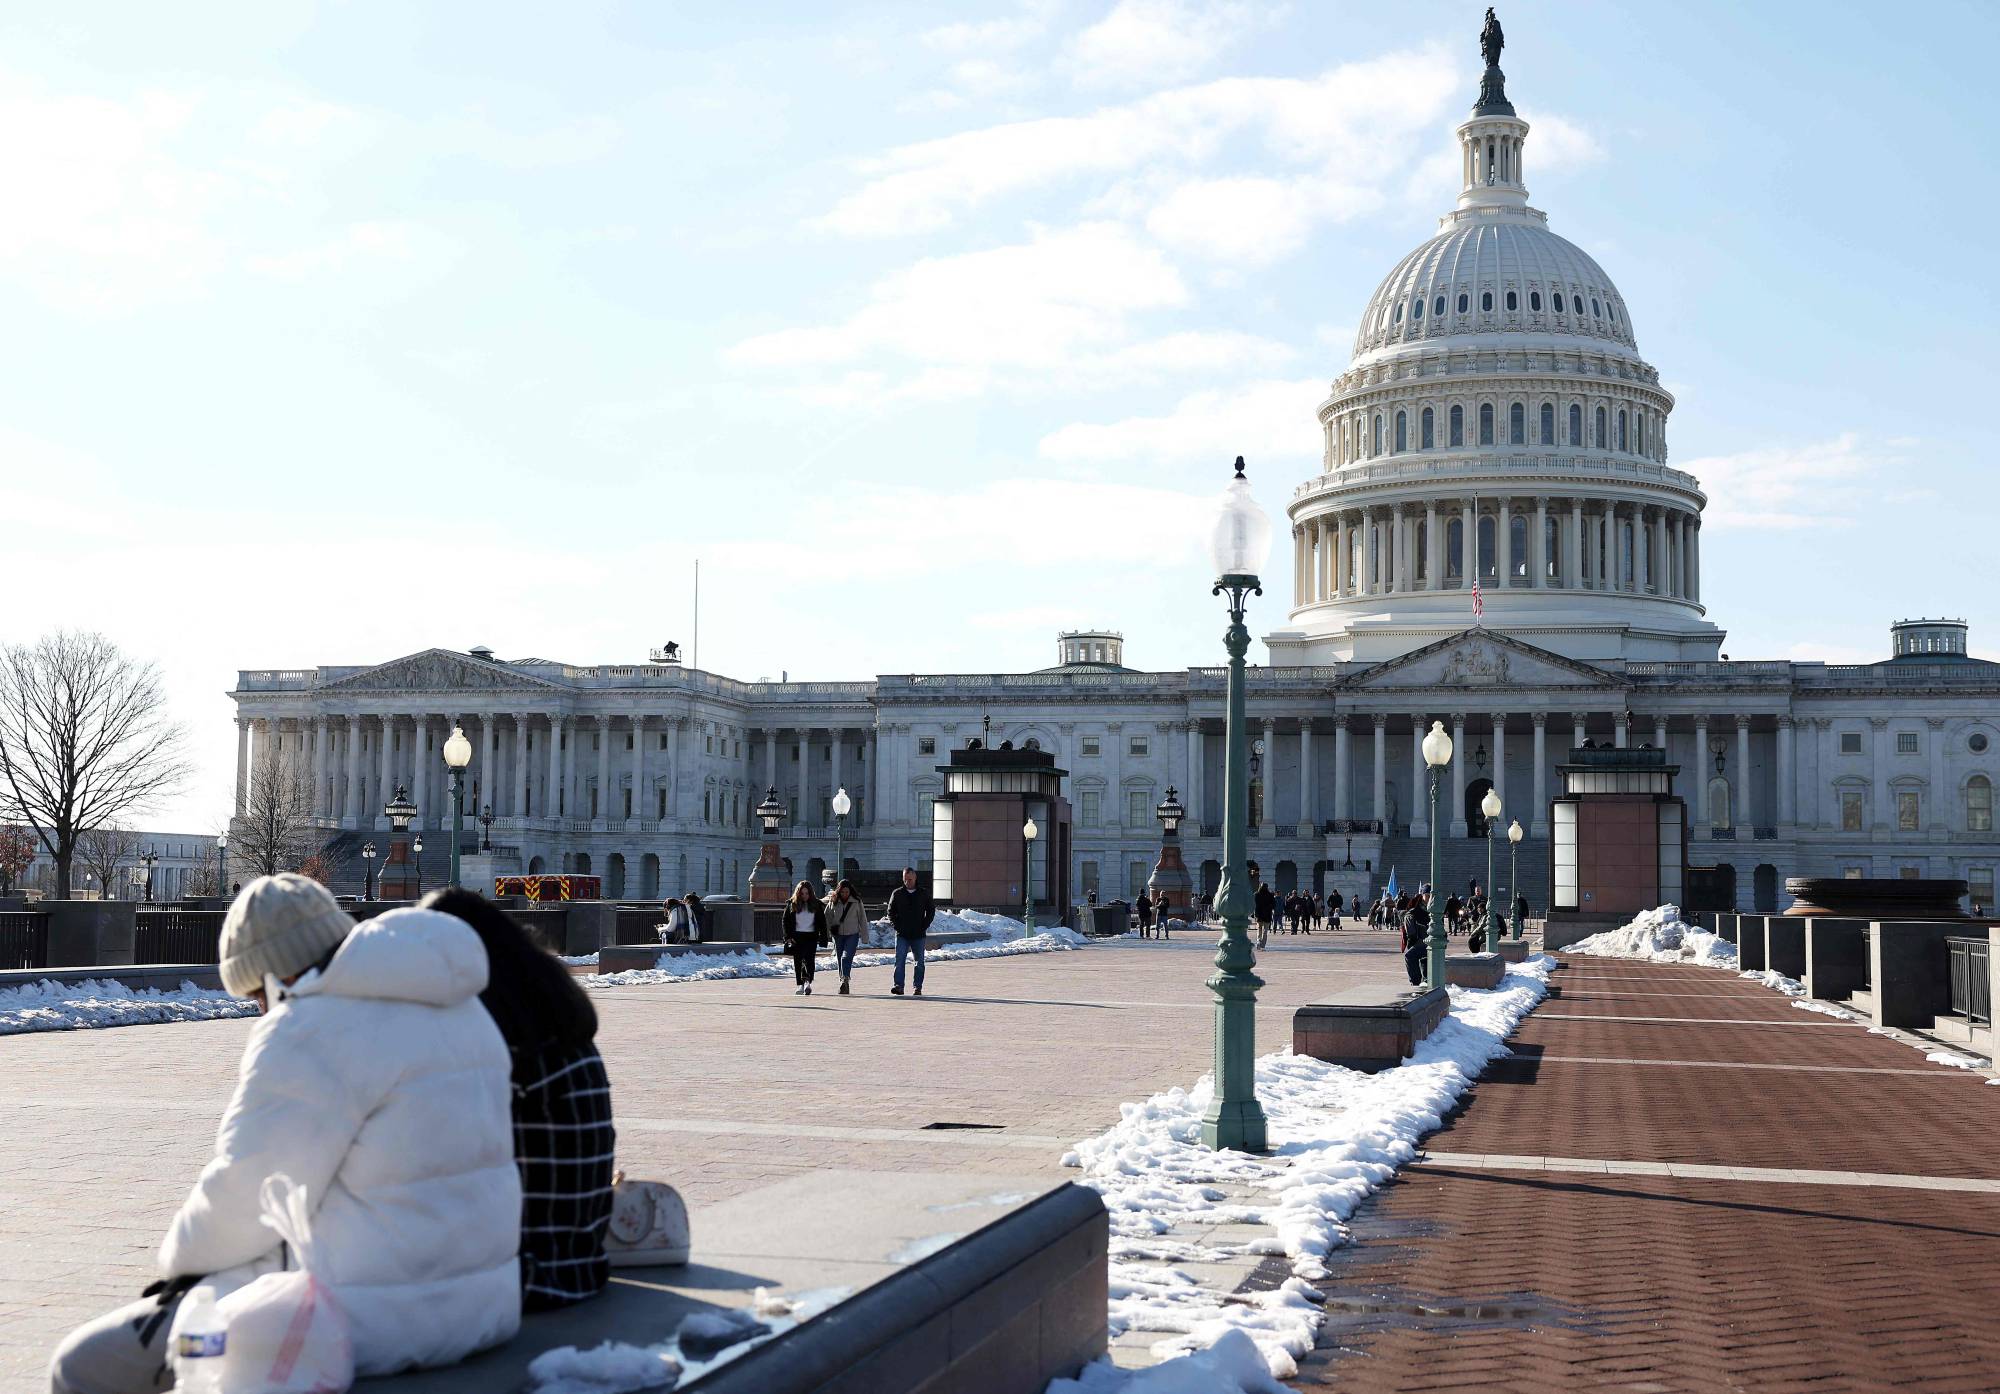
[804,983,812,995]
[891,986,904,995]
[913,987,923,997]
[839,979,850,995]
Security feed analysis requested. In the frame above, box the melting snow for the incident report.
[0,977,257,1035]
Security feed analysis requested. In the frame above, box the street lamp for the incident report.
[1150,787,1191,926]
[139,847,158,903]
[1506,819,1525,939]
[1022,815,1038,932]
[443,725,472,890]
[748,786,789,904]
[1200,455,1271,1154]
[831,787,851,890]
[361,841,377,900]
[1481,786,1504,945]
[216,835,228,897]
[479,803,494,852]
[1421,720,1453,988]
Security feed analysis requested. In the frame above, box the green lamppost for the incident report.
[1507,818,1525,937]
[1022,815,1038,932]
[831,787,851,891]
[1420,720,1453,987]
[1200,456,1271,1154]
[443,725,472,891]
[1481,785,1504,945]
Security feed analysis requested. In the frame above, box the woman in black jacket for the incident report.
[783,880,826,996]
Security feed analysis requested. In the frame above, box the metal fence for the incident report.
[132,911,226,965]
[1947,937,1990,1026]
[0,911,49,970]
[616,908,665,943]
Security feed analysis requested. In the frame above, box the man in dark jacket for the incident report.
[887,867,935,997]
[1253,881,1276,948]
[1402,895,1431,986]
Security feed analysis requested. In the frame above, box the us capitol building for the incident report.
[229,26,2000,914]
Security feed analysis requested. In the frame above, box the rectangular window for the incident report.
[917,737,936,756]
[1081,736,1101,757]
[1080,860,1100,898]
[1896,731,1918,755]
[705,736,713,754]
[1843,865,1865,879]
[625,732,633,750]
[917,793,935,826]
[658,789,667,819]
[1839,732,1862,755]
[659,733,668,750]
[1970,867,1995,908]
[1841,791,1864,831]
[1899,864,1921,880]
[1081,791,1101,825]
[1129,736,1148,757]
[623,789,632,819]
[1897,791,1920,831]
[1129,861,1147,896]
[1128,791,1148,827]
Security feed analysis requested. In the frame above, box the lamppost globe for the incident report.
[1507,818,1526,941]
[1422,720,1453,769]
[1021,816,1038,934]
[1479,788,1503,943]
[1023,816,1038,842]
[1208,456,1271,580]
[830,786,852,892]
[1508,819,1524,845]
[1481,788,1503,821]
[830,788,852,820]
[442,727,472,769]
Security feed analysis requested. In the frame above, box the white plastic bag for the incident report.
[215,1174,355,1393]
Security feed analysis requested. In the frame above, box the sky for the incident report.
[2,0,1995,831]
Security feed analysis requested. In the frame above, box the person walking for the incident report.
[783,881,825,995]
[826,879,868,995]
[1443,890,1464,938]
[1253,880,1276,949]
[1514,891,1530,931]
[1402,891,1431,987]
[50,876,522,1392]
[888,866,935,997]
[1135,890,1154,939]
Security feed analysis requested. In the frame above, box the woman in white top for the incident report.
[781,881,825,996]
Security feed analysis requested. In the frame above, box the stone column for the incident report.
[1333,719,1351,821]
[594,715,611,823]
[235,718,250,816]
[1533,497,1548,588]
[1259,717,1277,836]
[1614,712,1629,749]
[311,716,329,820]
[1690,520,1701,601]
[479,716,496,820]
[1186,722,1204,829]
[1297,722,1314,833]
[1460,498,1475,586]
[345,716,363,825]
[1424,504,1439,590]
[1321,519,1335,600]
[1371,715,1387,826]
[1334,516,1348,596]
[666,719,683,823]
[1693,717,1710,824]
[1409,715,1429,837]
[376,715,395,825]
[1362,512,1378,596]
[1450,713,1469,838]
[1926,717,1947,831]
[1567,500,1582,588]
[513,714,530,818]
[1608,504,1623,592]
[1293,527,1305,606]
[1497,497,1511,586]
[1653,510,1668,594]
[1491,714,1507,810]
[795,731,809,826]
[1868,716,1889,832]
[1737,718,1755,831]
[764,728,779,794]
[412,716,430,831]
[1777,716,1795,826]
[1653,716,1668,750]
[1531,713,1548,837]
[1636,508,1651,594]
[831,729,845,818]
[546,716,564,822]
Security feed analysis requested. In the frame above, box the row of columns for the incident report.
[1293,499,1700,605]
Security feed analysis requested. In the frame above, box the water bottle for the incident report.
[171,1284,227,1392]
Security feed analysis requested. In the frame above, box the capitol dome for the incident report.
[1270,16,1722,668]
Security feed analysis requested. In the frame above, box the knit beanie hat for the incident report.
[219,873,353,997]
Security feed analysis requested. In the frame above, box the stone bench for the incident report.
[363,1172,1106,1394]
[1495,939,1531,964]
[1446,952,1506,988]
[0,963,223,992]
[1294,986,1450,1072]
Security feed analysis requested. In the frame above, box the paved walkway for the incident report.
[0,930,1407,1392]
[1297,955,2000,1392]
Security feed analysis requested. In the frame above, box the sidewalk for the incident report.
[1296,954,2000,1391]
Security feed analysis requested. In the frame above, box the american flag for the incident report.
[1471,576,1484,622]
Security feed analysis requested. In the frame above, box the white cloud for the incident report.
[1681,433,1912,529]
[246,220,431,280]
[813,46,1457,238]
[1517,109,1604,174]
[1144,172,1382,264]
[1037,375,1325,464]
[924,3,1059,54]
[1065,0,1262,90]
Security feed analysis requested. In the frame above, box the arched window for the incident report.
[1394,410,1407,453]
[1373,413,1383,454]
[1447,518,1464,579]
[1449,404,1464,447]
[1369,523,1381,585]
[1573,294,1585,315]
[1412,297,1423,321]
[1479,403,1495,445]
[1349,528,1362,588]
[1636,413,1646,455]
[1457,292,1469,314]
[1416,517,1429,580]
[1617,409,1628,452]
[1609,302,1619,323]
[1568,403,1583,445]
[1481,290,1494,312]
[1434,295,1446,317]
[1594,406,1608,448]
[1540,402,1555,444]
[1708,776,1733,830]
[1505,290,1518,310]
[1392,302,1402,323]
[1552,293,1565,317]
[1591,297,1602,317]
[1544,515,1559,580]
[1971,776,1993,833]
[1530,290,1542,312]
[1421,406,1435,450]
[1509,402,1525,445]
[1508,515,1527,580]
[1477,514,1496,578]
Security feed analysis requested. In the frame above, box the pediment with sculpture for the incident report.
[1342,630,1624,693]
[320,648,565,693]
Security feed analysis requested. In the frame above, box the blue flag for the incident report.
[1384,866,1399,901]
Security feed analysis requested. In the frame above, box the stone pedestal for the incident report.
[42,900,136,968]
[1496,939,1530,964]
[1293,987,1449,1072]
[1445,952,1506,989]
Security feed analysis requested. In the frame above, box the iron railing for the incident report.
[132,911,226,964]
[1708,828,1737,840]
[1947,937,1990,1027]
[1326,819,1384,835]
[0,911,49,970]
[616,908,666,943]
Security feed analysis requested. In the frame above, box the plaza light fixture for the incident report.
[361,840,378,901]
[479,803,494,852]
[1507,819,1525,938]
[749,786,789,904]
[443,725,472,890]
[216,834,227,897]
[139,847,158,903]
[831,786,852,891]
[1200,455,1271,1155]
[1022,815,1038,933]
[1482,786,1505,942]
[1421,720,1454,988]
[1150,787,1192,925]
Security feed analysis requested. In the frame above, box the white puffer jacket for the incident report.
[161,907,522,1375]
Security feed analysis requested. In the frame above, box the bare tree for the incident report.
[234,745,320,878]
[0,632,188,899]
[75,824,138,900]
[0,824,34,895]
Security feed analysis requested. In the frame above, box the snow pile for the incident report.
[1045,1329,1289,1394]
[862,907,1080,949]
[586,949,790,989]
[527,1287,848,1393]
[1062,956,1557,1377]
[584,920,1087,990]
[0,977,258,1035]
[1565,903,1736,967]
